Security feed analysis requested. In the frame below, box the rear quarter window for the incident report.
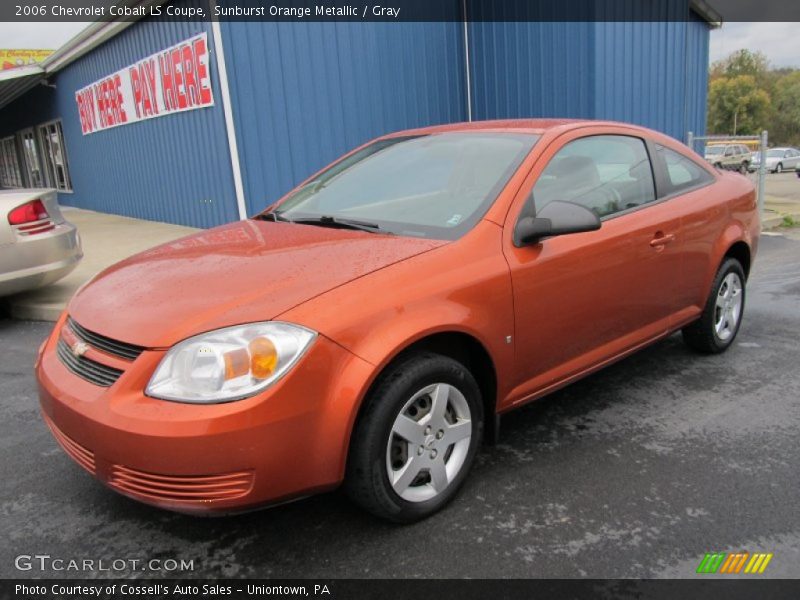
[657,144,714,195]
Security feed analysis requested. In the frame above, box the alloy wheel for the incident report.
[386,383,472,502]
[714,272,743,341]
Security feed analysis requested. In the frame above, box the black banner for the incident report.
[1,0,800,23]
[4,579,800,600]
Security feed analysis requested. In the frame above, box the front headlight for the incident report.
[146,322,317,403]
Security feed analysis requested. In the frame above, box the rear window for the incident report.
[657,145,714,194]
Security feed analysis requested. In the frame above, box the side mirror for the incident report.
[513,200,601,247]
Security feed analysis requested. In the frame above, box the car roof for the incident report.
[382,118,655,138]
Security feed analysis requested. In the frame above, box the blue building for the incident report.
[0,1,716,228]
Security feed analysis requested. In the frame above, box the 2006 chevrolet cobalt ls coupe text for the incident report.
[36,120,758,522]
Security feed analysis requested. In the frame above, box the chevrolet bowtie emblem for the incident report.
[71,341,90,358]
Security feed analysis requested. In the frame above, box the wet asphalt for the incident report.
[1,231,799,580]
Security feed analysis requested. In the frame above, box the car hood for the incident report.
[68,220,445,348]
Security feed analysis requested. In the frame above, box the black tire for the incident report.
[739,161,749,174]
[775,163,783,174]
[345,352,484,523]
[682,258,746,354]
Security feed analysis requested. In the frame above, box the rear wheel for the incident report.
[345,352,483,523]
[682,258,746,354]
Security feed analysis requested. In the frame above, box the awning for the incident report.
[0,65,46,110]
[0,2,155,110]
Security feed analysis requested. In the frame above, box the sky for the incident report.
[709,22,800,68]
[0,21,799,70]
[0,22,90,51]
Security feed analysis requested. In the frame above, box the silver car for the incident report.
[0,189,82,296]
[750,147,800,173]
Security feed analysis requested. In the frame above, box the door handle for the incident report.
[650,233,676,247]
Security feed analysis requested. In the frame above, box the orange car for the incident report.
[36,120,758,522]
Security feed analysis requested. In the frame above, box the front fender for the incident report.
[279,221,516,462]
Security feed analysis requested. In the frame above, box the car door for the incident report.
[786,149,799,169]
[735,145,747,167]
[723,146,735,167]
[501,130,682,407]
[651,143,719,320]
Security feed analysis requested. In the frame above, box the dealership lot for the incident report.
[1,231,799,579]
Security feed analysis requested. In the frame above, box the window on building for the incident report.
[37,120,72,192]
[532,135,656,218]
[19,128,45,188]
[656,144,714,194]
[0,136,24,188]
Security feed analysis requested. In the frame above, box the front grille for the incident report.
[108,465,255,504]
[43,415,96,475]
[56,339,124,387]
[66,317,144,361]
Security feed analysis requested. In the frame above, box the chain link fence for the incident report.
[687,131,768,216]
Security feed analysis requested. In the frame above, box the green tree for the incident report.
[707,75,771,136]
[771,71,800,145]
[710,49,771,87]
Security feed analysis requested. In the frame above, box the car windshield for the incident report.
[705,146,725,155]
[767,149,785,157]
[271,132,539,240]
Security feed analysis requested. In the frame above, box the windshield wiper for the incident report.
[255,211,292,222]
[291,215,382,233]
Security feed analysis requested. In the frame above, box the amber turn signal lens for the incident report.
[249,337,278,379]
[223,348,250,380]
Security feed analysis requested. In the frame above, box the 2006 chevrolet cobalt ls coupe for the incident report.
[37,120,758,522]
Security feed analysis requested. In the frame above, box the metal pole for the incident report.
[758,130,768,218]
[461,0,472,122]
[687,131,694,154]
[211,4,248,221]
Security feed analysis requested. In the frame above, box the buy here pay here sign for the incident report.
[75,32,214,135]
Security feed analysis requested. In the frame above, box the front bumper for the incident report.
[0,223,82,296]
[36,317,374,514]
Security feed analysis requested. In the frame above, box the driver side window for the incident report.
[532,135,656,218]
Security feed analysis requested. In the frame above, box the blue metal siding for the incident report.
[1,2,711,227]
[467,0,709,143]
[219,21,467,216]
[0,16,239,228]
[593,20,689,140]
[467,20,594,121]
[684,12,711,140]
